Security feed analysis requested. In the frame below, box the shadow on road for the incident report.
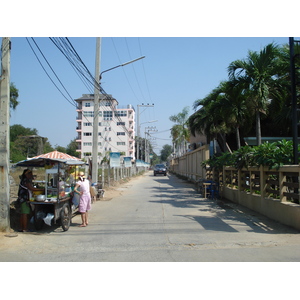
[148,173,299,235]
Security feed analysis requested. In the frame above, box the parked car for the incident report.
[153,164,167,176]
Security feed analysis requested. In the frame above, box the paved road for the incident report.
[1,171,300,262]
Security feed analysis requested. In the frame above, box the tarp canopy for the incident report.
[15,151,84,167]
[32,150,80,160]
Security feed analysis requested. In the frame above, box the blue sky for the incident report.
[7,36,291,154]
[2,2,297,155]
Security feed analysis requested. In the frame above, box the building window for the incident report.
[117,142,126,146]
[117,132,126,136]
[103,111,113,120]
[83,122,92,126]
[85,103,91,107]
[115,111,127,117]
[83,142,92,146]
[117,122,125,126]
[83,111,94,117]
[84,132,92,136]
[84,152,91,156]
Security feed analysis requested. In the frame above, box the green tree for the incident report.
[55,145,67,153]
[10,124,38,142]
[228,43,281,145]
[66,138,80,158]
[189,85,235,152]
[216,80,251,149]
[10,124,53,162]
[10,82,19,110]
[170,106,190,156]
[160,144,172,162]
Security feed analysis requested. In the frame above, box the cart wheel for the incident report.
[60,203,71,231]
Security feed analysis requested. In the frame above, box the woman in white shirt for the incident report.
[74,172,91,227]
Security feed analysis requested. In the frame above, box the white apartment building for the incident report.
[75,94,135,161]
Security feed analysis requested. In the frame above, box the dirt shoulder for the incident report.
[1,170,148,240]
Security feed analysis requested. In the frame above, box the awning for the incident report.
[15,151,84,167]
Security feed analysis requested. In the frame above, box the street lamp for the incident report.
[92,53,146,183]
[99,56,145,81]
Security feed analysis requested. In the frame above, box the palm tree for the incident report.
[170,106,190,156]
[189,80,250,151]
[267,43,300,136]
[228,43,281,145]
[217,80,251,149]
[189,89,227,155]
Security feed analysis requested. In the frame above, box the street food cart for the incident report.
[16,154,85,231]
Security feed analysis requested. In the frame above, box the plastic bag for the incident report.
[43,213,54,226]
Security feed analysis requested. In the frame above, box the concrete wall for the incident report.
[222,166,300,231]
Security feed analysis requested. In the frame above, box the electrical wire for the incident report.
[125,38,147,103]
[26,38,77,108]
[32,37,136,155]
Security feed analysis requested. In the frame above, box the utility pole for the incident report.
[92,37,101,183]
[0,37,11,232]
[145,126,157,163]
[289,37,299,164]
[136,103,154,161]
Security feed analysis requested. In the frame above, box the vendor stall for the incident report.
[16,151,85,231]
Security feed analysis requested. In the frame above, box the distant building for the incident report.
[75,94,135,161]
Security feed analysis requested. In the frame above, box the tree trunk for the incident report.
[256,110,262,145]
[236,127,241,149]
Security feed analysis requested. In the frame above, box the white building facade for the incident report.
[75,94,135,161]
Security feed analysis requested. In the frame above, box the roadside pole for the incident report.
[92,37,101,184]
[0,37,11,232]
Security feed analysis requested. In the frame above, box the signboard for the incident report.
[124,157,132,168]
[136,159,143,167]
[109,152,120,167]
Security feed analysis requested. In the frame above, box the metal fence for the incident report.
[89,164,148,189]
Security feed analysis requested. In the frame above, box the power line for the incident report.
[26,38,77,108]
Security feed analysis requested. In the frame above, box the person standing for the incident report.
[17,169,41,231]
[74,171,91,227]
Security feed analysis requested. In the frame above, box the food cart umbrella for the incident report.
[32,150,81,161]
[15,150,85,167]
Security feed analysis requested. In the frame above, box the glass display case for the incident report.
[45,163,77,200]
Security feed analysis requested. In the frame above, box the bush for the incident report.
[203,140,294,170]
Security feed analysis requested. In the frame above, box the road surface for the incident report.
[1,171,300,262]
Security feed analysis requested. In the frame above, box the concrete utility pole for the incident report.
[144,126,157,163]
[136,103,154,160]
[289,37,299,164]
[92,37,101,184]
[0,37,11,232]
